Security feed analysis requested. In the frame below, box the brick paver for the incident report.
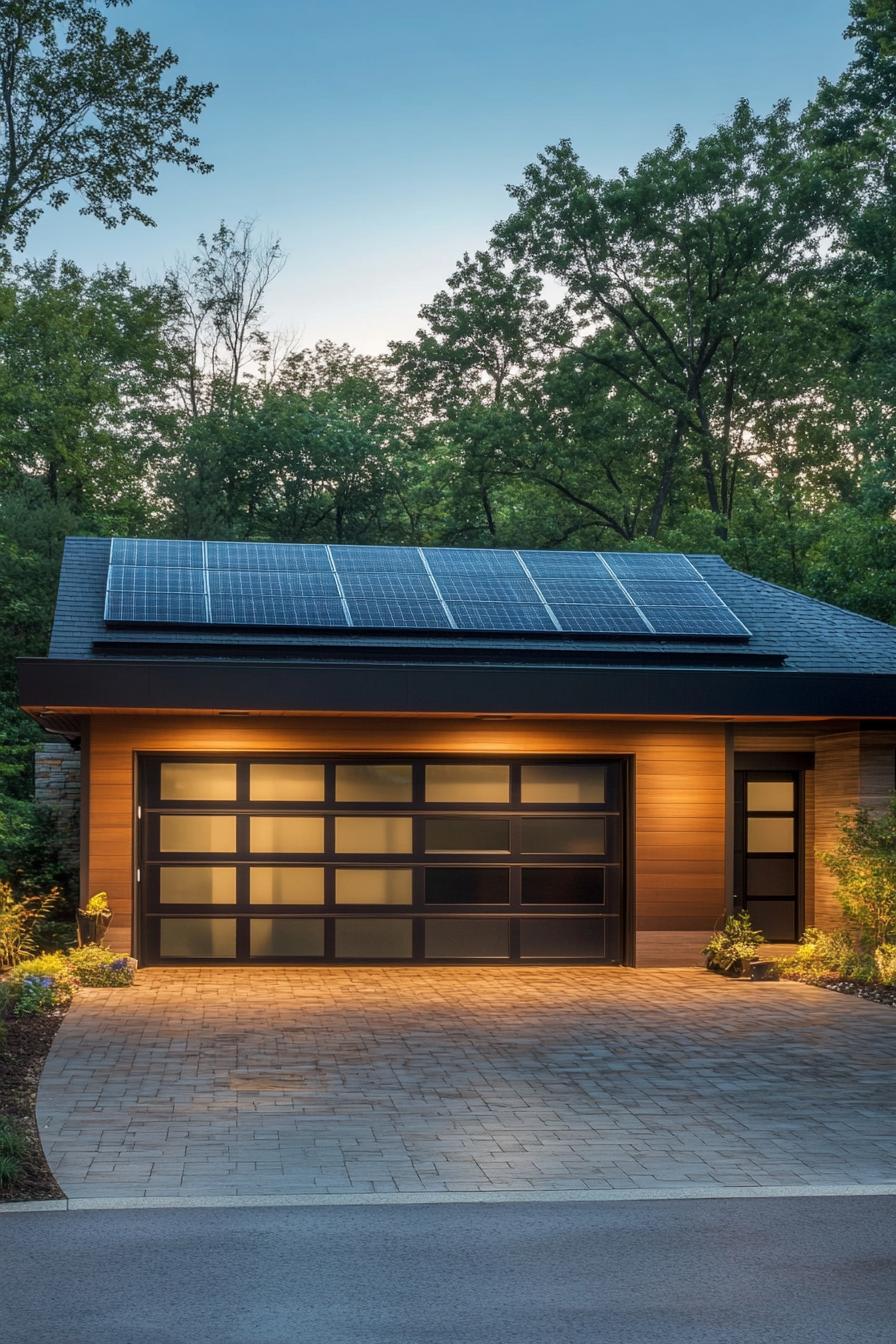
[36,968,896,1199]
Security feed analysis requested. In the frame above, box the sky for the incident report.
[28,0,853,353]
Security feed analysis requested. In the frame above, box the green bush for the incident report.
[873,944,896,986]
[67,945,134,987]
[778,927,855,978]
[703,912,764,974]
[0,951,76,1015]
[0,1118,26,1187]
[0,881,60,967]
[821,798,896,951]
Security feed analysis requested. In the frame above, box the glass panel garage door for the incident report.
[138,756,625,964]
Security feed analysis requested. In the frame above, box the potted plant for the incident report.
[76,892,112,947]
[702,911,764,977]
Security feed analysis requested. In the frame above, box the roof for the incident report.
[18,535,896,724]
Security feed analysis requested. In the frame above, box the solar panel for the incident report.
[209,595,349,627]
[640,606,749,637]
[622,580,719,608]
[331,545,427,572]
[435,575,539,603]
[536,578,634,606]
[449,602,558,631]
[337,572,438,600]
[518,551,607,579]
[206,541,332,572]
[552,605,652,634]
[345,598,452,628]
[424,548,525,575]
[103,538,751,639]
[110,538,203,568]
[603,553,697,580]
[208,569,340,599]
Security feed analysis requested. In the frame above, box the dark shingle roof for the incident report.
[45,535,896,677]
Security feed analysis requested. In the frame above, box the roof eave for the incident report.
[17,656,896,721]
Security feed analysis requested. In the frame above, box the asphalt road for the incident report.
[2,1196,895,1343]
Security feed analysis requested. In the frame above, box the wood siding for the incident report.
[85,714,728,961]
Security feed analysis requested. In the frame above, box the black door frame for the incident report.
[732,752,812,941]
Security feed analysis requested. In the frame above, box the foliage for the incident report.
[702,912,764,974]
[82,893,110,918]
[0,1117,25,1187]
[777,926,857,979]
[0,882,59,967]
[873,943,896,985]
[0,0,215,250]
[0,952,75,1015]
[820,796,896,949]
[67,944,133,986]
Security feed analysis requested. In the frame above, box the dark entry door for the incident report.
[734,771,800,941]
[137,754,626,965]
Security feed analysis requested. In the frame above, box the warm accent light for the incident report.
[477,714,514,721]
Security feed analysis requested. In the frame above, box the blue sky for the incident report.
[29,0,852,351]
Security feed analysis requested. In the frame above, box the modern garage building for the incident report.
[17,536,896,967]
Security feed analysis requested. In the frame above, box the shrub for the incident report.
[821,798,896,951]
[873,944,896,986]
[703,912,764,974]
[778,926,855,978]
[0,1118,26,1187]
[0,951,75,1015]
[67,945,134,987]
[0,881,60,967]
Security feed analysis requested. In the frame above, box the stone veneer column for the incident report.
[33,739,81,869]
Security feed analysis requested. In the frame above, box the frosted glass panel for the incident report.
[159,815,236,853]
[250,763,324,801]
[335,763,412,801]
[747,817,794,853]
[425,764,509,803]
[335,817,413,853]
[334,918,412,958]
[249,867,324,904]
[521,764,606,804]
[161,762,236,801]
[335,869,413,904]
[250,816,324,853]
[747,780,794,812]
[159,918,236,958]
[159,867,236,904]
[250,919,324,957]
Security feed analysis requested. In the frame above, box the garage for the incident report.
[138,754,626,964]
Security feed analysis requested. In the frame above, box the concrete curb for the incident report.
[2,1183,896,1214]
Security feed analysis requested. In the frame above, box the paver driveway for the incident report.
[36,968,896,1200]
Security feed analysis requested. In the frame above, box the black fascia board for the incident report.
[17,656,896,719]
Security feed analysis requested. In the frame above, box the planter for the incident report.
[75,910,112,947]
[750,960,781,982]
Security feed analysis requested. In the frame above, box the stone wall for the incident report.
[34,739,81,869]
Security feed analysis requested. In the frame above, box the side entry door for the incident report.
[734,771,800,942]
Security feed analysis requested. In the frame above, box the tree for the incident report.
[495,101,825,539]
[390,247,570,413]
[822,796,896,950]
[165,220,287,419]
[0,0,215,251]
[0,256,175,514]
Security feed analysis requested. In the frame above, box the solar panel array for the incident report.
[104,539,751,639]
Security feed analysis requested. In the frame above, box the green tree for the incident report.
[495,101,825,539]
[0,0,215,250]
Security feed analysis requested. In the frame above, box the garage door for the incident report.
[138,756,626,964]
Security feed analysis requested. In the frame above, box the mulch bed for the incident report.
[0,1006,67,1202]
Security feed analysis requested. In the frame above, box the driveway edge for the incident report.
[2,1182,896,1214]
